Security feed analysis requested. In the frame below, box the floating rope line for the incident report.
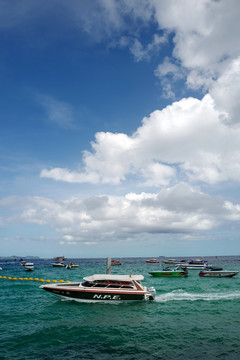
[0,275,71,283]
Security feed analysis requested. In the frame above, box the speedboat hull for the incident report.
[52,262,65,267]
[149,270,188,277]
[199,271,239,278]
[41,284,152,301]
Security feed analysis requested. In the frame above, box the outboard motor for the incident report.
[147,286,156,301]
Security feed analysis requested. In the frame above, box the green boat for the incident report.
[149,267,188,277]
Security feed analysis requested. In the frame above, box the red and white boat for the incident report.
[111,260,121,266]
[199,270,238,278]
[145,259,159,263]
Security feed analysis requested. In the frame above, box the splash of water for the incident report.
[156,289,240,302]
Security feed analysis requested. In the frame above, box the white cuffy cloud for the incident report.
[1,183,240,243]
[40,94,240,186]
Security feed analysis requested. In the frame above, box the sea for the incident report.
[0,256,240,360]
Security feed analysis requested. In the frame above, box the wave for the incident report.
[156,289,240,302]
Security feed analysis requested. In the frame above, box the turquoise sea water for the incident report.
[1,256,240,360]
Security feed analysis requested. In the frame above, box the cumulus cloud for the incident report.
[1,184,239,242]
[33,1,240,187]
[40,94,240,186]
[151,0,240,118]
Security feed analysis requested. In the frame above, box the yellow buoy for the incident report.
[24,278,28,280]
[13,277,17,280]
[66,280,71,283]
[40,279,44,282]
[29,278,33,280]
[3,276,6,279]
[59,280,64,283]
[8,277,12,280]
[34,278,39,281]
[46,279,50,283]
[0,276,2,279]
[52,280,57,283]
[18,277,23,280]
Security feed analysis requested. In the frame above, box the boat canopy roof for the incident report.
[83,274,144,282]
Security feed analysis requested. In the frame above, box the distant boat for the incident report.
[146,259,159,263]
[182,264,209,270]
[205,266,223,271]
[52,256,66,261]
[65,262,79,269]
[52,262,65,267]
[163,259,209,267]
[188,259,208,265]
[199,270,239,278]
[149,266,188,277]
[174,259,210,269]
[25,263,34,271]
[162,259,177,264]
[111,260,121,266]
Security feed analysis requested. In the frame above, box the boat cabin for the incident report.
[82,274,144,290]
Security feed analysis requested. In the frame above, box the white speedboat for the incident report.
[65,262,79,269]
[52,262,65,267]
[183,264,209,270]
[177,259,210,269]
[40,274,156,302]
[25,262,34,271]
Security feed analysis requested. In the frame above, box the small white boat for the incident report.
[52,262,65,267]
[65,263,79,269]
[25,263,34,271]
[183,264,209,270]
[177,259,210,269]
[40,274,156,302]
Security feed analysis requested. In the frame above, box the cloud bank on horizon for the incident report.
[1,0,240,255]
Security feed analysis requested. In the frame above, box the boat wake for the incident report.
[156,289,240,302]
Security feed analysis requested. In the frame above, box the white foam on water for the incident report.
[156,289,240,302]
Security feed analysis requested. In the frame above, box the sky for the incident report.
[1,0,240,258]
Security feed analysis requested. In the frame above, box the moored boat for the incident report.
[52,256,67,261]
[40,274,156,302]
[65,262,79,269]
[52,262,65,267]
[205,266,223,271]
[162,259,177,264]
[24,262,34,271]
[111,260,121,265]
[146,259,159,263]
[181,264,208,270]
[199,270,239,278]
[188,259,208,265]
[149,266,188,277]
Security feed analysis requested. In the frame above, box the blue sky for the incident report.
[1,0,240,258]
